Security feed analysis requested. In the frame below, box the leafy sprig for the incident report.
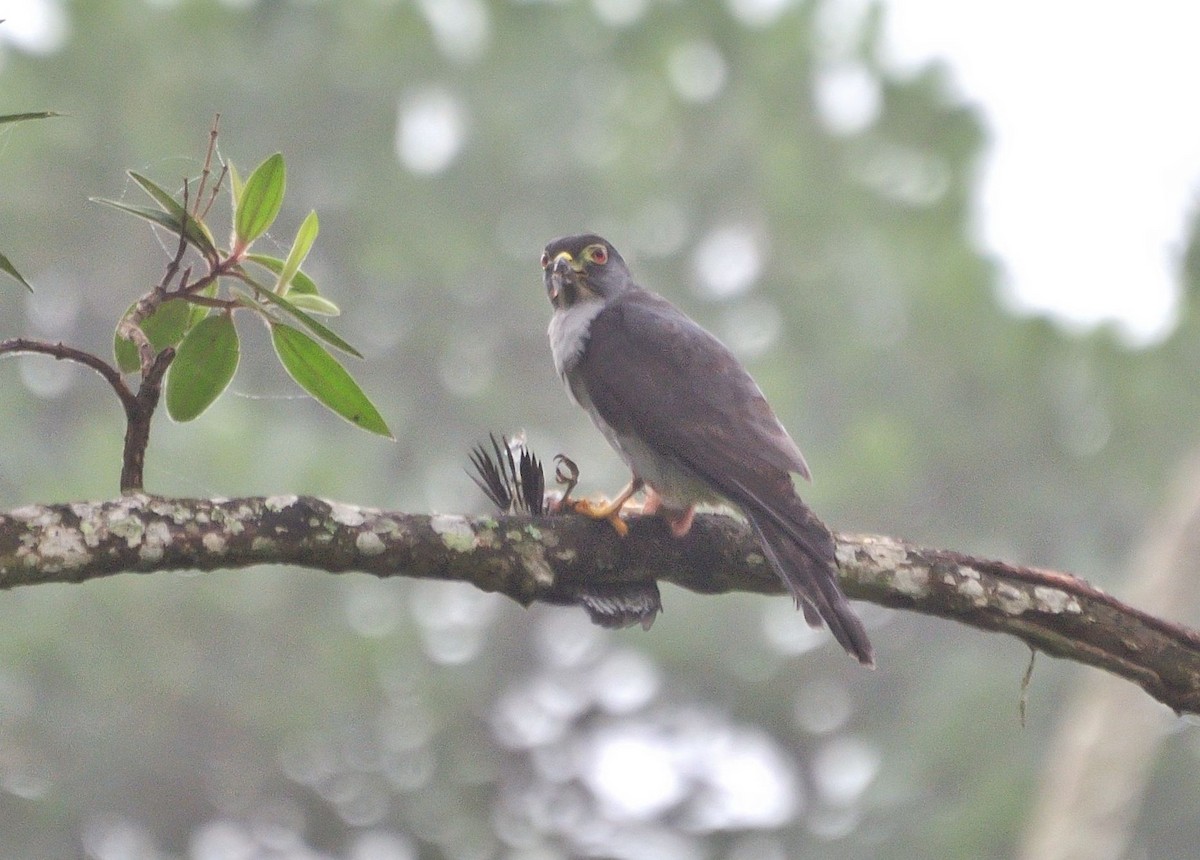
[93,127,390,437]
[2,118,391,494]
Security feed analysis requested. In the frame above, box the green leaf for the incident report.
[188,282,219,329]
[0,250,32,291]
[226,160,243,207]
[286,293,341,316]
[275,210,318,295]
[113,298,193,373]
[241,275,362,357]
[234,153,285,246]
[270,323,391,437]
[0,111,60,125]
[92,198,216,256]
[245,253,318,295]
[114,337,137,374]
[165,314,240,422]
[128,171,218,255]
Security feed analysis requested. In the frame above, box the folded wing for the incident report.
[576,291,873,665]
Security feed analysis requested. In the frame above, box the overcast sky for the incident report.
[882,0,1200,344]
[5,0,1199,344]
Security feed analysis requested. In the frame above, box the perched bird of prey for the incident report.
[542,233,873,666]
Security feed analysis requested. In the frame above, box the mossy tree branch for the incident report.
[2,494,1198,715]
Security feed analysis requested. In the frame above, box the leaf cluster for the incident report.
[96,146,391,437]
[1,118,392,494]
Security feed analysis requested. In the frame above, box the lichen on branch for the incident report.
[1,494,1198,716]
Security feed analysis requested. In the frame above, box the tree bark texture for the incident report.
[2,494,1198,715]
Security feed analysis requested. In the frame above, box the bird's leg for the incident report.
[572,476,644,536]
[664,507,696,537]
[641,486,695,537]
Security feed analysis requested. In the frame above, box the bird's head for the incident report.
[541,234,631,310]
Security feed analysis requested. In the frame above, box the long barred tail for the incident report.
[744,503,874,667]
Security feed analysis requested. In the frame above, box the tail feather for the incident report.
[743,502,874,667]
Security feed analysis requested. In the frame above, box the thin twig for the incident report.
[200,164,228,223]
[0,339,135,412]
[157,179,191,293]
[116,183,192,378]
[176,292,237,310]
[193,114,220,218]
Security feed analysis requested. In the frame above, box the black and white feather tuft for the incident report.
[468,433,546,515]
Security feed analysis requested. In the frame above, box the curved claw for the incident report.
[553,454,580,504]
[569,477,644,536]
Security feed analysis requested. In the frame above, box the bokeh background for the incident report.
[2,1,1199,858]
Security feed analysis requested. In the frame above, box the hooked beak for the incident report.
[547,251,582,305]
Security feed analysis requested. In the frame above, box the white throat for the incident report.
[548,300,605,378]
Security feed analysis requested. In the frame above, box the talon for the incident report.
[568,477,643,536]
[553,454,580,505]
[571,499,630,536]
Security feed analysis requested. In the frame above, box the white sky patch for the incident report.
[814,61,881,136]
[689,730,801,829]
[417,0,489,65]
[811,735,880,806]
[0,0,68,54]
[718,297,783,360]
[584,725,689,819]
[395,88,467,176]
[581,719,800,828]
[692,225,764,299]
[760,596,830,656]
[348,831,417,860]
[592,0,649,28]
[879,0,1200,343]
[666,40,729,104]
[590,649,662,714]
[726,0,797,29]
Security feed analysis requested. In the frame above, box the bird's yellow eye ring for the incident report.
[590,245,608,265]
[540,251,551,269]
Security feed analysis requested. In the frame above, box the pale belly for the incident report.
[574,383,720,508]
[611,428,722,508]
[552,306,721,508]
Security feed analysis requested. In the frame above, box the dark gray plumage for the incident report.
[542,233,873,666]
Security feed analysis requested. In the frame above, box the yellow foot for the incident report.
[569,477,644,536]
[571,498,630,537]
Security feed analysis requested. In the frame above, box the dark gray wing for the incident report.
[576,290,810,482]
[576,290,874,665]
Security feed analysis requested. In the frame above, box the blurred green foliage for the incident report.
[0,1,1198,858]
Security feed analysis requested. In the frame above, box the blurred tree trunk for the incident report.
[1020,449,1200,860]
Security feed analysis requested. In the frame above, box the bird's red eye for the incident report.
[540,251,551,269]
[591,246,608,264]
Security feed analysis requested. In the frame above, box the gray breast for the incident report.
[550,301,721,507]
